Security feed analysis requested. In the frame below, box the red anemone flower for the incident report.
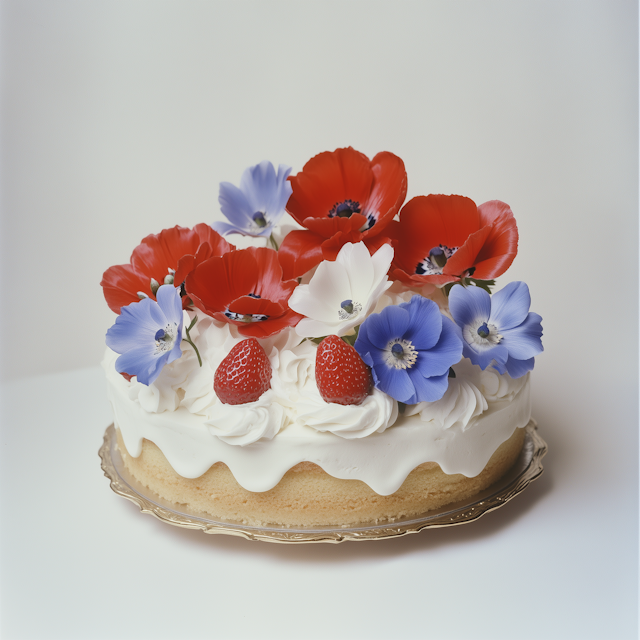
[101,224,234,314]
[278,147,407,279]
[389,195,518,287]
[185,246,302,338]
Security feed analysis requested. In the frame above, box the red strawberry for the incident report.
[315,335,372,405]
[214,338,272,405]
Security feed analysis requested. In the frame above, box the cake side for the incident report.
[116,427,526,527]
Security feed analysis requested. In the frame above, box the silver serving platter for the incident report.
[99,420,546,544]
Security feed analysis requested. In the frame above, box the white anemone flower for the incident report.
[288,242,394,338]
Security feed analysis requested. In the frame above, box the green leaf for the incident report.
[468,278,495,293]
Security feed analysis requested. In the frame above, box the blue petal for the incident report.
[239,162,292,223]
[361,306,411,349]
[462,342,509,370]
[414,317,463,378]
[115,346,166,386]
[402,296,442,351]
[156,285,183,328]
[240,161,276,212]
[407,369,450,403]
[211,220,249,236]
[491,360,507,375]
[504,356,535,378]
[489,281,531,331]
[449,285,491,329]
[137,354,169,386]
[166,339,183,366]
[374,365,415,403]
[272,164,293,212]
[354,328,381,366]
[218,181,255,227]
[106,299,160,353]
[500,312,543,360]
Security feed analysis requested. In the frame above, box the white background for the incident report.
[0,1,638,639]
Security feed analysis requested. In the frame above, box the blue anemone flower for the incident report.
[106,284,183,386]
[212,161,293,238]
[448,281,543,378]
[354,296,463,404]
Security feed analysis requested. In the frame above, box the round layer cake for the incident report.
[104,316,532,527]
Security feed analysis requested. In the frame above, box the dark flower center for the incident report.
[464,320,502,348]
[341,299,354,314]
[361,212,376,231]
[253,212,268,228]
[329,199,361,219]
[224,309,269,323]
[415,244,459,276]
[384,338,418,370]
[338,298,362,320]
[429,247,448,269]
[153,323,178,353]
[477,322,490,339]
[391,343,404,358]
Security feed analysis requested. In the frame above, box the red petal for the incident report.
[444,225,493,277]
[278,229,326,280]
[363,151,407,237]
[192,222,235,255]
[237,309,302,339]
[173,225,234,285]
[286,148,374,225]
[320,228,365,261]
[473,200,519,279]
[186,246,299,338]
[174,253,196,289]
[248,247,297,303]
[390,195,479,278]
[389,266,458,288]
[131,226,199,280]
[444,201,518,280]
[303,212,367,239]
[363,233,395,255]
[186,250,258,314]
[101,264,151,314]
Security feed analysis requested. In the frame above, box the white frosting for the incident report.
[103,318,532,494]
[204,390,286,446]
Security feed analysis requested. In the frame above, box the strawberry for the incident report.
[214,338,272,405]
[315,335,372,405]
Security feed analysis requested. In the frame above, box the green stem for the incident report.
[268,234,279,251]
[183,315,202,366]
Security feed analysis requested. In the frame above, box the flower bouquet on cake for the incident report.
[101,147,544,529]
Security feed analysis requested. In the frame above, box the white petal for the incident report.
[307,260,352,314]
[338,243,374,302]
[371,243,394,284]
[288,282,337,322]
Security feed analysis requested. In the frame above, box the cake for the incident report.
[101,147,543,528]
